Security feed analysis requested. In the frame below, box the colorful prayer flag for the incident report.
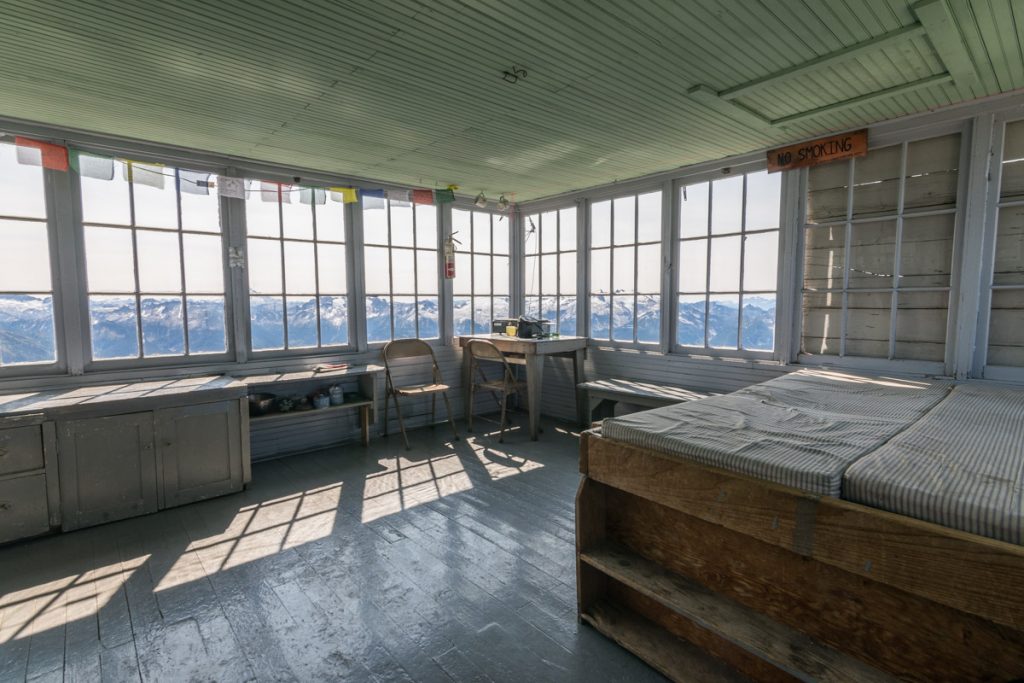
[14,137,69,171]
[434,188,455,204]
[260,181,280,203]
[412,189,434,205]
[217,176,245,199]
[69,151,115,180]
[329,187,358,203]
[179,169,212,195]
[122,161,166,189]
[360,188,385,199]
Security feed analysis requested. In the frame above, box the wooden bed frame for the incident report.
[576,429,1024,682]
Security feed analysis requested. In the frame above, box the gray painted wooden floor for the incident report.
[0,419,667,682]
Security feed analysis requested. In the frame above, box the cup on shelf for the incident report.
[329,385,345,405]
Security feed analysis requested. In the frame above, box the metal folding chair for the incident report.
[466,339,528,442]
[381,339,459,450]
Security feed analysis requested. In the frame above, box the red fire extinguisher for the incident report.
[444,232,460,279]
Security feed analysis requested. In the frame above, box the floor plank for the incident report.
[0,419,672,682]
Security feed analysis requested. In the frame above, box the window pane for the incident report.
[613,195,635,246]
[559,252,576,295]
[245,182,280,238]
[132,165,178,230]
[525,214,540,255]
[282,191,313,240]
[316,194,346,242]
[559,296,577,336]
[590,295,610,340]
[0,220,51,291]
[743,232,778,291]
[806,161,850,223]
[612,296,634,341]
[848,220,896,289]
[677,294,706,347]
[541,295,557,324]
[801,291,842,356]
[709,235,741,292]
[186,296,226,354]
[493,255,509,296]
[90,295,138,359]
[525,255,539,295]
[559,207,577,251]
[364,246,391,293]
[473,297,491,334]
[637,294,660,344]
[137,230,182,293]
[363,203,389,245]
[591,248,610,294]
[284,241,316,294]
[141,296,184,356]
[680,182,709,238]
[524,296,540,319]
[410,248,435,296]
[853,144,901,217]
[319,296,348,346]
[391,204,415,248]
[180,173,221,233]
[391,296,416,339]
[541,254,557,296]
[994,206,1024,286]
[417,296,439,339]
[541,211,558,252]
[905,134,960,211]
[247,238,283,295]
[636,244,660,293]
[0,143,46,219]
[81,158,131,225]
[391,249,415,294]
[637,191,661,243]
[286,296,318,348]
[846,291,891,358]
[453,253,472,295]
[85,226,135,293]
[894,290,947,362]
[472,212,491,253]
[316,243,346,295]
[711,176,743,234]
[493,296,510,321]
[803,225,845,291]
[493,215,509,255]
[415,205,437,249]
[591,201,611,248]
[473,254,491,294]
[742,295,776,351]
[249,296,284,350]
[745,171,781,231]
[366,295,392,343]
[988,289,1024,366]
[612,246,635,294]
[708,294,739,349]
[679,239,707,293]
[452,209,471,247]
[453,296,472,336]
[1002,120,1024,200]
[0,294,56,365]
[900,214,954,288]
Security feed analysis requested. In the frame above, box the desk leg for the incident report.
[360,405,370,447]
[525,354,545,440]
[573,348,588,427]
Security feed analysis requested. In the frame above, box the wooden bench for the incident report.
[577,378,713,423]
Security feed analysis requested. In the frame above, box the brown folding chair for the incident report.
[466,339,528,443]
[381,338,459,450]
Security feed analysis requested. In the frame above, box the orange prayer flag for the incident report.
[14,137,69,172]
[412,189,434,205]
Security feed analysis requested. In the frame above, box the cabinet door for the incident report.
[156,401,242,509]
[58,413,157,531]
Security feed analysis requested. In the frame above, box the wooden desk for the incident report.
[457,335,588,440]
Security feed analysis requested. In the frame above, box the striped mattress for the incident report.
[843,383,1024,545]
[599,369,952,497]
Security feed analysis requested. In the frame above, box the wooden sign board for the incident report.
[767,129,868,173]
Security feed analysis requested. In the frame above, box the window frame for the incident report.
[0,135,67,377]
[360,197,441,346]
[451,206,513,337]
[71,152,237,371]
[670,164,783,359]
[795,128,970,376]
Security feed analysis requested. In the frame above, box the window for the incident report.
[988,119,1024,368]
[589,191,661,344]
[676,171,780,352]
[246,182,349,351]
[0,140,57,367]
[524,207,577,334]
[801,134,960,363]
[452,209,510,335]
[80,156,228,361]
[363,198,438,342]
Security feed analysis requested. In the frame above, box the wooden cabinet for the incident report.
[58,412,158,531]
[0,415,60,544]
[0,473,50,544]
[156,401,243,508]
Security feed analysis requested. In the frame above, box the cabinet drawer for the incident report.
[0,473,50,544]
[0,425,44,477]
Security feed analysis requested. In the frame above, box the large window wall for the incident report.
[452,208,510,335]
[524,206,577,335]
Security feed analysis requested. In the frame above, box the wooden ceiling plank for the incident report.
[912,0,981,93]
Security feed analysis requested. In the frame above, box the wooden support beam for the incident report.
[771,73,953,127]
[721,23,927,101]
[688,84,774,132]
[913,0,980,94]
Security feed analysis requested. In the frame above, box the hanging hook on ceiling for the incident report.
[502,65,528,84]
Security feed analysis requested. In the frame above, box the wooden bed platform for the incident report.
[576,429,1024,682]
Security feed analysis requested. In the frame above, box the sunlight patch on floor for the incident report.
[361,452,474,523]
